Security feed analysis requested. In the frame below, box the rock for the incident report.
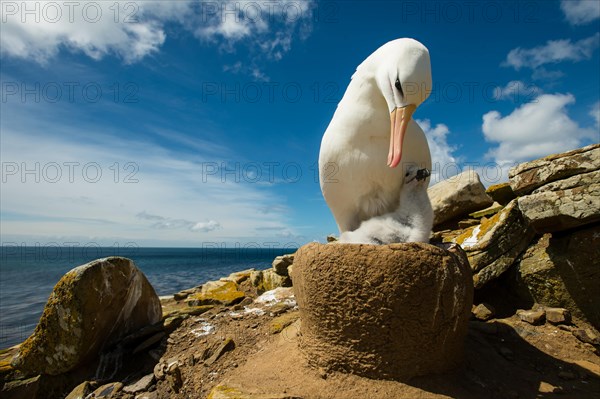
[571,359,600,378]
[0,375,40,399]
[123,373,154,394]
[254,287,295,306]
[11,257,162,376]
[269,312,300,334]
[516,170,600,233]
[538,381,560,394]
[291,242,473,380]
[135,392,158,399]
[486,182,516,206]
[65,381,92,399]
[517,309,545,325]
[90,382,123,398]
[272,254,294,277]
[326,235,338,242]
[132,332,165,355]
[458,219,480,229]
[205,338,236,366]
[250,269,291,294]
[163,315,186,332]
[166,362,183,393]
[509,143,599,196]
[468,202,504,219]
[513,226,600,330]
[173,287,200,301]
[545,308,571,325]
[221,269,256,284]
[187,281,245,306]
[572,328,600,345]
[472,303,495,321]
[454,199,535,289]
[153,362,166,381]
[428,170,494,226]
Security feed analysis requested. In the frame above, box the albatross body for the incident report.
[319,38,433,234]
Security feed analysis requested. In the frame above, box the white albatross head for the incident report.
[371,38,432,168]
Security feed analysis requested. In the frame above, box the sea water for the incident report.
[0,246,295,349]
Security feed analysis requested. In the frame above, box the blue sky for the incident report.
[1,0,599,247]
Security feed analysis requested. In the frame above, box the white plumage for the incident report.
[319,38,433,241]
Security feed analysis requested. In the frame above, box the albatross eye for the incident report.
[395,78,404,97]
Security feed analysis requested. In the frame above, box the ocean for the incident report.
[0,246,296,349]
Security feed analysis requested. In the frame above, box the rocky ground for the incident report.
[2,278,599,399]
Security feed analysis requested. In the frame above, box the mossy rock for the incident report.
[187,281,245,306]
[11,257,161,376]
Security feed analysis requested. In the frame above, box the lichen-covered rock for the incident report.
[187,280,245,306]
[220,268,256,284]
[11,257,161,376]
[250,269,291,294]
[428,170,494,226]
[291,242,473,381]
[272,254,294,277]
[486,182,516,206]
[454,200,535,289]
[509,143,599,196]
[517,170,600,233]
[513,225,600,330]
[468,202,504,219]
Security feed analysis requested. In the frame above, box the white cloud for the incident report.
[0,1,190,64]
[503,33,600,70]
[0,0,314,67]
[561,0,600,25]
[191,220,221,232]
[493,81,541,101]
[591,101,600,129]
[482,93,596,164]
[136,212,221,232]
[417,119,459,184]
[196,0,314,78]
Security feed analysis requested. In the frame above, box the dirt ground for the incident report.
[147,297,600,399]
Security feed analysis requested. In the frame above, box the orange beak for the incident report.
[387,104,416,168]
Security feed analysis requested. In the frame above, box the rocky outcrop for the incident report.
[428,144,600,298]
[513,225,600,329]
[517,170,600,233]
[291,242,473,380]
[428,170,494,226]
[249,253,295,294]
[508,143,599,196]
[454,200,535,289]
[11,257,161,376]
